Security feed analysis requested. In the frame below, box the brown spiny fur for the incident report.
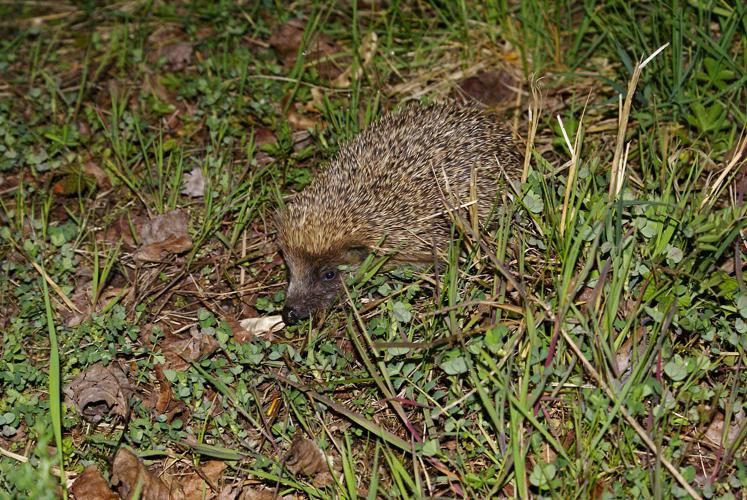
[276,103,522,323]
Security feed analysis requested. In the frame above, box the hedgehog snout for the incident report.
[282,305,304,325]
[282,280,311,325]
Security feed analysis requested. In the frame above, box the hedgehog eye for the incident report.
[322,269,337,281]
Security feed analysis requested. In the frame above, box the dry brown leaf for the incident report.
[237,487,278,500]
[70,465,120,500]
[153,365,188,423]
[285,434,329,478]
[63,363,132,423]
[83,160,112,190]
[181,167,205,198]
[161,326,219,371]
[177,461,227,499]
[139,209,190,245]
[269,19,343,79]
[111,448,176,500]
[135,210,193,262]
[704,411,741,449]
[253,127,277,147]
[456,70,516,107]
[99,215,137,248]
[287,110,319,130]
[158,43,194,71]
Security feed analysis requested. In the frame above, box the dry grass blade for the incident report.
[609,43,670,198]
[701,131,747,208]
[522,76,542,184]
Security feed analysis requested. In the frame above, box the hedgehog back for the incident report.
[277,104,521,264]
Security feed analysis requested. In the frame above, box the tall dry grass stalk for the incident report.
[609,43,670,198]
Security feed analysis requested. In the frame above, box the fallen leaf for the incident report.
[84,161,112,190]
[704,411,741,449]
[181,167,205,198]
[63,363,133,423]
[158,43,194,71]
[269,19,344,80]
[178,461,227,499]
[111,448,176,500]
[64,279,130,328]
[135,210,193,262]
[237,488,277,500]
[139,209,189,245]
[161,326,219,371]
[456,70,516,107]
[285,434,329,479]
[153,365,188,423]
[99,215,137,248]
[238,316,284,339]
[70,465,120,500]
[287,110,319,130]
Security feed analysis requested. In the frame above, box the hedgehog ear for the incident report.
[342,245,370,264]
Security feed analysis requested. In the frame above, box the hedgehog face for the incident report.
[280,245,370,325]
[282,262,342,325]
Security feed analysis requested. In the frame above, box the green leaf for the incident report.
[736,294,747,318]
[664,356,688,381]
[665,245,683,264]
[529,463,557,489]
[485,325,507,354]
[420,439,439,456]
[523,189,544,214]
[392,301,411,323]
[441,356,468,375]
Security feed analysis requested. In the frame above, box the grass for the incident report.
[0,0,746,498]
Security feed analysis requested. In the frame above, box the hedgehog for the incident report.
[276,103,522,325]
